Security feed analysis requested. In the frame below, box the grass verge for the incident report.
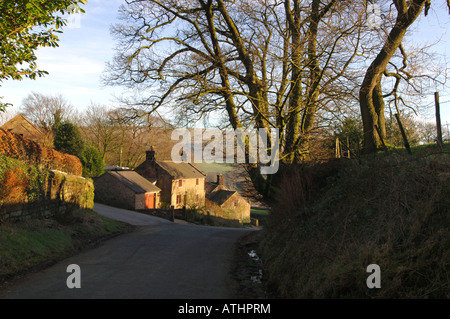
[259,151,450,298]
[0,208,133,284]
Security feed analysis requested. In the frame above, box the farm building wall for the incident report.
[94,173,136,210]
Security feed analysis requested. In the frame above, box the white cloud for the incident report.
[37,51,104,77]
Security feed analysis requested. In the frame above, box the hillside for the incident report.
[259,148,449,298]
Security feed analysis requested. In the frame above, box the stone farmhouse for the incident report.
[94,170,161,210]
[135,147,206,209]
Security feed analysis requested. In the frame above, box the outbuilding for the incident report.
[205,174,251,224]
[94,170,161,210]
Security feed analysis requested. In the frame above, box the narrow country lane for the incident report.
[1,204,254,299]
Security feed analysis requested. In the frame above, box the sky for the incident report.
[1,0,450,133]
[1,0,126,116]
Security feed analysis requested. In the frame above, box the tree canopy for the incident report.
[0,0,87,111]
[104,0,449,194]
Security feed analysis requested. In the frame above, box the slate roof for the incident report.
[107,171,161,194]
[157,161,206,179]
[207,188,237,206]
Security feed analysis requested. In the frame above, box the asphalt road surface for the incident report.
[1,203,254,299]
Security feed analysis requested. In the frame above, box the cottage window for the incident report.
[176,195,182,205]
[196,194,199,202]
[179,179,183,187]
[196,178,199,185]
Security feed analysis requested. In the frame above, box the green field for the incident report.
[250,208,270,226]
[251,209,270,215]
[195,162,238,174]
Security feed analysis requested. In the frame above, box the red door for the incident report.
[145,193,155,209]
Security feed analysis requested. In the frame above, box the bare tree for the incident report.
[103,0,450,199]
[417,121,437,144]
[20,91,74,131]
[0,108,17,126]
[19,91,75,147]
[80,103,117,162]
[104,0,368,195]
[80,104,175,167]
[359,0,450,153]
[109,107,174,167]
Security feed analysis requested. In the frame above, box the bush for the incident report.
[0,128,82,176]
[54,122,84,159]
[0,155,46,207]
[0,166,28,205]
[81,145,104,178]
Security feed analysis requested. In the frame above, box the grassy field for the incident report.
[410,142,450,156]
[0,209,131,282]
[195,162,238,175]
[250,209,270,226]
[251,209,270,215]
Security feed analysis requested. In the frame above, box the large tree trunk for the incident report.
[299,0,322,159]
[286,0,335,162]
[359,0,426,153]
[201,0,272,197]
[283,0,303,164]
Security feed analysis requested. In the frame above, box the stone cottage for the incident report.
[206,174,251,224]
[135,148,206,209]
[94,170,161,210]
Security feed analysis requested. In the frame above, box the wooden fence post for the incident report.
[335,137,341,158]
[347,136,351,159]
[435,92,443,151]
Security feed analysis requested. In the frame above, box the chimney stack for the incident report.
[217,174,224,186]
[146,146,155,163]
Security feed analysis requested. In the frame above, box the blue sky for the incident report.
[1,0,125,114]
[410,2,450,129]
[1,0,449,130]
